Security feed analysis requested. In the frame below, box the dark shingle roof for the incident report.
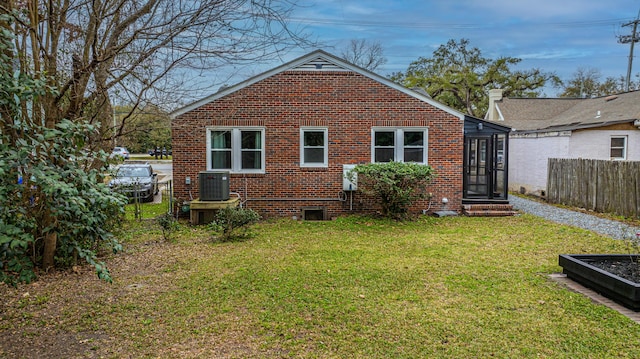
[495,90,640,132]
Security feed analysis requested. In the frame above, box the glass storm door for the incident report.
[464,137,490,197]
[463,134,507,200]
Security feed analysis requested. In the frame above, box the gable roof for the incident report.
[492,90,640,132]
[170,50,464,121]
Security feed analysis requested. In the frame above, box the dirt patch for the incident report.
[0,237,196,358]
[0,225,263,359]
[589,258,640,283]
[0,265,114,358]
[0,331,109,359]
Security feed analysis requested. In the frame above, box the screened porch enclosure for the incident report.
[463,117,510,203]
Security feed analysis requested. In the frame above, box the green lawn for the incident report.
[4,205,640,358]
[128,154,172,161]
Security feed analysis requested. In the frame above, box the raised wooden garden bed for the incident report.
[559,254,640,311]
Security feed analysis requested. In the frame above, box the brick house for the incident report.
[171,50,509,219]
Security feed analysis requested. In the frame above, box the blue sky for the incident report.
[231,0,640,97]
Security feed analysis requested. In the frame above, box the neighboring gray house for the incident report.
[485,89,640,196]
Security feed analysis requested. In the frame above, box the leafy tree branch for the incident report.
[391,38,560,116]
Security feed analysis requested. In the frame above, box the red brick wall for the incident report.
[172,70,463,218]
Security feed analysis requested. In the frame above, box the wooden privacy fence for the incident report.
[547,158,640,218]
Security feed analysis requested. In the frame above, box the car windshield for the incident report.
[117,167,150,177]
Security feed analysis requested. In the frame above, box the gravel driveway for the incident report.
[509,195,640,241]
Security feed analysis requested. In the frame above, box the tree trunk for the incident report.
[42,210,58,270]
[42,231,57,270]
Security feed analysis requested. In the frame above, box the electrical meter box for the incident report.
[342,164,358,191]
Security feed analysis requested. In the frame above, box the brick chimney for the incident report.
[487,89,503,121]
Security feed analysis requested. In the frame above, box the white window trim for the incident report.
[300,127,328,168]
[610,135,627,160]
[206,127,266,174]
[371,127,429,164]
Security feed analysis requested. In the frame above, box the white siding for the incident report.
[508,129,640,195]
[569,130,640,160]
[508,134,570,195]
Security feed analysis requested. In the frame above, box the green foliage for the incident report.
[351,162,435,218]
[0,228,36,285]
[0,19,127,285]
[115,105,171,154]
[391,38,560,116]
[156,212,180,241]
[0,119,128,285]
[208,207,261,241]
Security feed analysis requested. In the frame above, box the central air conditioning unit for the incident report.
[198,171,230,201]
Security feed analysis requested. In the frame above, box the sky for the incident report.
[224,0,640,97]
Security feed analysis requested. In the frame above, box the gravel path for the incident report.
[509,195,640,241]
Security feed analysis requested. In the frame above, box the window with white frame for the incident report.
[372,128,428,163]
[207,127,265,173]
[610,136,627,160]
[300,128,328,167]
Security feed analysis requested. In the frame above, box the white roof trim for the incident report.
[170,50,465,121]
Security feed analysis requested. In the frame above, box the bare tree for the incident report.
[558,67,603,98]
[1,0,309,271]
[3,0,309,143]
[340,39,387,72]
[559,67,639,97]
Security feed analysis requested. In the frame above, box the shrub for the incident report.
[209,207,261,241]
[157,213,180,241]
[350,162,435,219]
[0,26,127,283]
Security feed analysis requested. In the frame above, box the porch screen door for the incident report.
[464,137,490,197]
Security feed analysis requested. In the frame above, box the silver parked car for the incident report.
[109,163,159,202]
[110,146,130,160]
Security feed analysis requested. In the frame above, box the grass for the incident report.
[4,203,640,358]
[122,196,173,221]
[128,154,172,161]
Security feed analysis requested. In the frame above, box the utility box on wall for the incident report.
[198,171,230,201]
[342,164,358,191]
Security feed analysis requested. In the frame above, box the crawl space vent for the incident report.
[302,207,327,221]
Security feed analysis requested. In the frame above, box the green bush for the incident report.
[208,207,261,241]
[350,162,435,219]
[0,120,128,285]
[0,20,126,285]
[157,213,180,241]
